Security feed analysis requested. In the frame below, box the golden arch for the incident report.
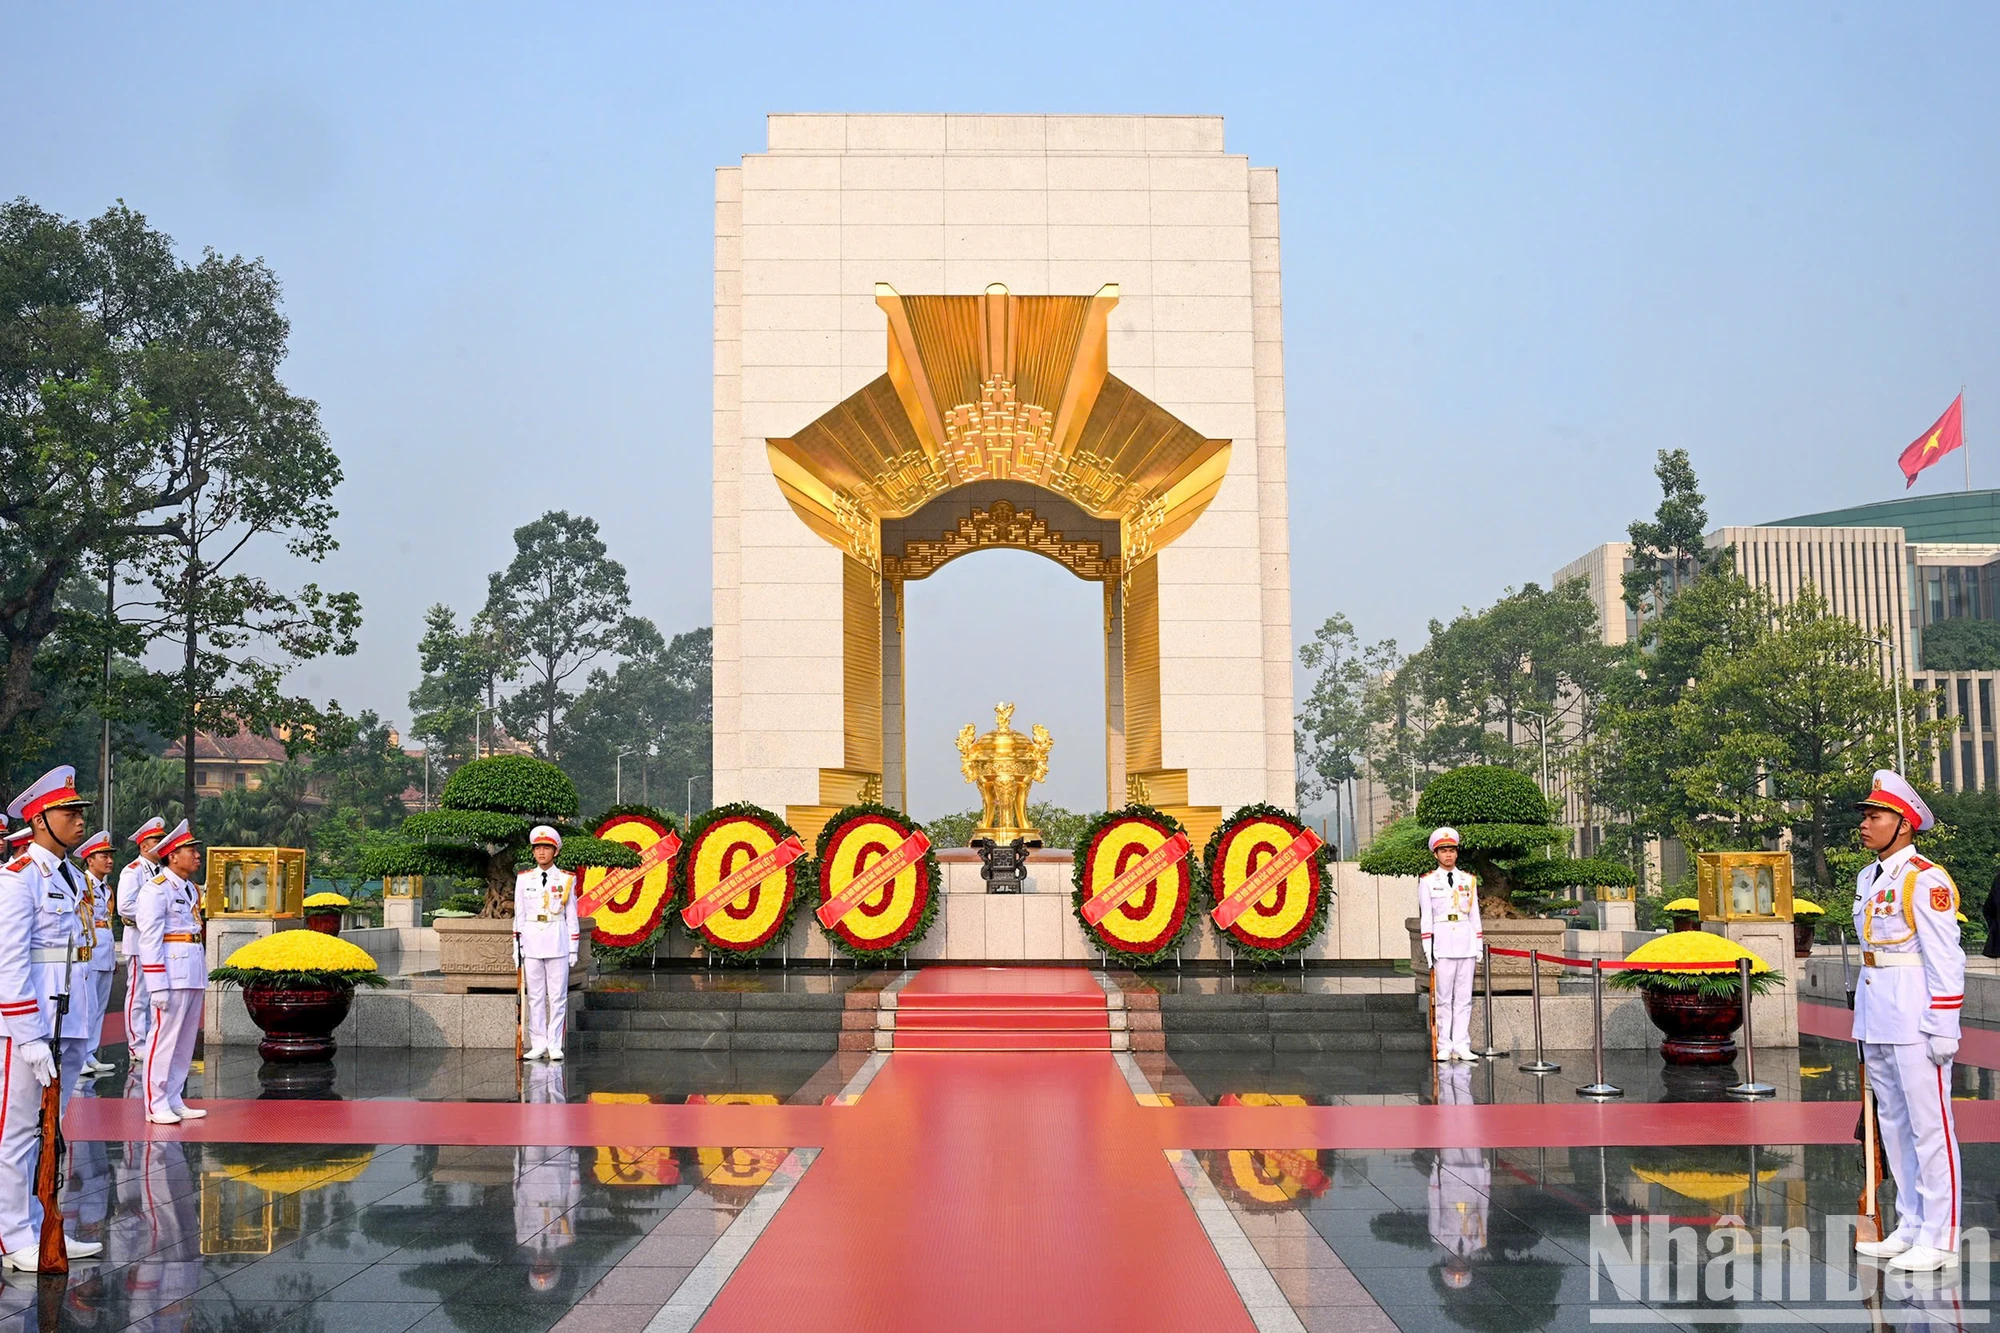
[767,285,1228,845]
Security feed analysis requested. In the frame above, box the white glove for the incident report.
[512,936,521,968]
[1927,1035,1958,1066]
[569,953,579,967]
[150,990,169,1011]
[1422,942,1434,969]
[18,1040,54,1089]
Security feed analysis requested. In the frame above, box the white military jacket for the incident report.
[514,866,579,961]
[1851,843,1963,1044]
[0,842,92,1039]
[1417,868,1484,959]
[136,866,207,991]
[116,855,158,961]
[0,843,68,1044]
[82,868,116,973]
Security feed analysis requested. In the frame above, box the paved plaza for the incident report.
[13,966,1995,1332]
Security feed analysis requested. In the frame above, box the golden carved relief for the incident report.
[765,284,1230,580]
[882,501,1118,584]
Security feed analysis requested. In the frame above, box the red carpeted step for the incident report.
[894,1030,1113,1052]
[895,1011,1112,1032]
[897,993,1108,1011]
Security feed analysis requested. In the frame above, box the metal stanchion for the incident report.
[1577,959,1622,1099]
[1727,956,1775,1098]
[1476,943,1508,1059]
[1518,949,1559,1074]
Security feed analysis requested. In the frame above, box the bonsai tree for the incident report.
[1358,764,1635,917]
[361,755,638,917]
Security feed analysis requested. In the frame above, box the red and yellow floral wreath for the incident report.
[813,803,940,961]
[578,809,680,947]
[1070,805,1197,965]
[673,803,809,959]
[1202,803,1332,962]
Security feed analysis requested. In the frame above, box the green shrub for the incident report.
[440,755,579,818]
[1415,765,1551,827]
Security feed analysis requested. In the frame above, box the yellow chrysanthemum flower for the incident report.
[235,1150,375,1194]
[223,930,379,974]
[1632,1167,1779,1204]
[1662,897,1700,913]
[1791,899,1824,915]
[303,892,351,908]
[1622,930,1773,974]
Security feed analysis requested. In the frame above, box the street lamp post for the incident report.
[474,708,495,760]
[1874,633,1908,774]
[616,749,637,804]
[1520,710,1551,796]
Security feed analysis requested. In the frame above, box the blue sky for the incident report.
[6,3,1997,813]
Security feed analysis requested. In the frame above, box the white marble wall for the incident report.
[713,114,1294,814]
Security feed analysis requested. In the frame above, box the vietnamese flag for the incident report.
[1898,394,1965,488]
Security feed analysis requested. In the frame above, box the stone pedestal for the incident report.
[1597,900,1637,933]
[1709,921,1799,1047]
[206,916,282,971]
[433,915,597,993]
[383,897,420,930]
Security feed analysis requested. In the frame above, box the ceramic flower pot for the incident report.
[305,909,342,936]
[242,975,355,1062]
[1792,921,1816,958]
[1672,918,1699,932]
[1641,986,1743,1065]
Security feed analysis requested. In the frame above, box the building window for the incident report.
[1986,740,1997,785]
[1964,738,1978,788]
[1942,744,1956,791]
[1982,679,1994,728]
[1958,679,1972,721]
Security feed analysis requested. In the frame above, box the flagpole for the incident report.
[1964,385,1971,492]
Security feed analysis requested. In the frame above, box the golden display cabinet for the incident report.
[203,847,306,919]
[1694,850,1795,922]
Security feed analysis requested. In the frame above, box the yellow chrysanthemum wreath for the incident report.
[303,892,351,908]
[1610,930,1782,999]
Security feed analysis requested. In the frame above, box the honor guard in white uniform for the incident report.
[514,826,580,1062]
[72,829,118,1077]
[1419,827,1484,1061]
[0,765,104,1269]
[134,820,207,1125]
[117,816,166,1057]
[1849,771,1963,1273]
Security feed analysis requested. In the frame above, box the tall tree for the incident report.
[562,623,712,815]
[1673,585,1940,887]
[1622,448,1719,614]
[106,214,359,821]
[482,511,635,758]
[407,604,514,766]
[0,201,199,757]
[1295,613,1397,838]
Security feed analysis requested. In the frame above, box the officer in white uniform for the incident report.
[116,816,166,1058]
[0,765,105,1269]
[514,826,579,1062]
[1849,770,1963,1273]
[1419,827,1484,1061]
[134,820,208,1125]
[72,829,118,1077]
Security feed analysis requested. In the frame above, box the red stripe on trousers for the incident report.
[1937,1062,1959,1236]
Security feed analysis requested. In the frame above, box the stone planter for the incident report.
[242,976,355,1062]
[305,910,342,936]
[434,913,597,993]
[1792,921,1815,958]
[1640,986,1743,1065]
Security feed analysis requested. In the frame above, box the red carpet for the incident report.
[698,1052,1255,1333]
[894,966,1114,1052]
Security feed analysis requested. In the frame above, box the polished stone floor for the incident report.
[31,972,1998,1333]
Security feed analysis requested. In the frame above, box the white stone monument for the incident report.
[713,115,1295,848]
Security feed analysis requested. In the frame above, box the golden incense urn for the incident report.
[955,703,1053,845]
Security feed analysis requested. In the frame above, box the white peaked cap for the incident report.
[1855,769,1933,832]
[1427,827,1461,852]
[529,825,563,849]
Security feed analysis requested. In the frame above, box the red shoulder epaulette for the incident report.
[4,856,29,873]
[1909,854,1934,871]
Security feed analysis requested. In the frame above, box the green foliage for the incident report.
[439,891,486,915]
[1415,765,1551,827]
[407,604,514,765]
[1607,964,1784,1000]
[483,510,639,755]
[1296,613,1399,812]
[587,804,681,834]
[550,833,640,873]
[1356,819,1433,877]
[1622,449,1722,612]
[209,967,387,990]
[403,808,533,845]
[563,624,711,817]
[440,755,579,818]
[920,802,1095,849]
[1919,618,2000,671]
